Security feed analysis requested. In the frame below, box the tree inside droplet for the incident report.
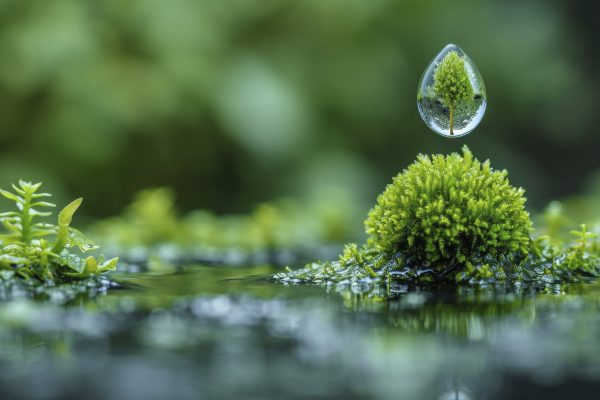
[431,51,474,135]
[417,44,486,138]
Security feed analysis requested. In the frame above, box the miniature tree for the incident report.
[430,51,474,135]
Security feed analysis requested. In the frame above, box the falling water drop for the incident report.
[417,44,486,138]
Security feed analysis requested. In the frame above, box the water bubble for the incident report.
[417,44,486,138]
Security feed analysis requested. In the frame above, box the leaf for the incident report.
[31,201,56,208]
[0,189,22,203]
[30,230,57,238]
[0,234,21,244]
[68,227,99,252]
[1,220,21,233]
[58,198,83,227]
[98,257,118,273]
[18,181,41,193]
[83,256,99,274]
[31,224,56,239]
[52,198,83,254]
[32,223,56,229]
[11,183,26,195]
[31,192,52,199]
[58,253,85,273]
[29,209,53,217]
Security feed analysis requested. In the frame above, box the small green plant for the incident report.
[0,181,117,282]
[430,51,474,135]
[533,224,599,277]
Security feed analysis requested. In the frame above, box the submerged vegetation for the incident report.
[0,181,117,283]
[276,147,599,286]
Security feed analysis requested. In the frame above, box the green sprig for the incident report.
[0,180,117,282]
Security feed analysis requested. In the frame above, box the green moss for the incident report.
[366,146,532,268]
[275,148,599,287]
[0,181,117,282]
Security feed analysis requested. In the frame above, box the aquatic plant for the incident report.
[0,181,117,282]
[276,148,599,286]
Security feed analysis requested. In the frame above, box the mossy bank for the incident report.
[275,147,599,286]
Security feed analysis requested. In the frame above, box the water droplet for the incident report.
[417,44,486,138]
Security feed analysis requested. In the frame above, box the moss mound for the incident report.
[366,146,532,268]
[276,147,599,286]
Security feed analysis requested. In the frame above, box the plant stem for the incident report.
[20,192,31,244]
[449,103,455,135]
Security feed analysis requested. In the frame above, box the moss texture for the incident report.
[365,146,532,268]
[275,147,599,287]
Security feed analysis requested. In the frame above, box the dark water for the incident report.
[0,264,599,399]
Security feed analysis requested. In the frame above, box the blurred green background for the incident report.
[0,0,598,230]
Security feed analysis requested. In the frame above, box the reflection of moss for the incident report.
[335,282,600,339]
[340,286,535,336]
[385,298,531,336]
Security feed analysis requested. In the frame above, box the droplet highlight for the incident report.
[417,44,486,138]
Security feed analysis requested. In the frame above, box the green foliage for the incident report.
[366,146,532,268]
[0,1,594,219]
[0,181,117,282]
[92,188,359,253]
[430,51,475,134]
[276,148,600,288]
[431,52,474,106]
[535,202,573,246]
[563,225,598,273]
[533,224,599,276]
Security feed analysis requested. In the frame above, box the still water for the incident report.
[0,264,598,399]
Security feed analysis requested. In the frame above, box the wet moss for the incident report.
[366,146,532,267]
[275,148,599,286]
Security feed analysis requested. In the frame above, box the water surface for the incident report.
[0,264,598,399]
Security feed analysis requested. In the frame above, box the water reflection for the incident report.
[0,265,597,399]
[336,284,538,338]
